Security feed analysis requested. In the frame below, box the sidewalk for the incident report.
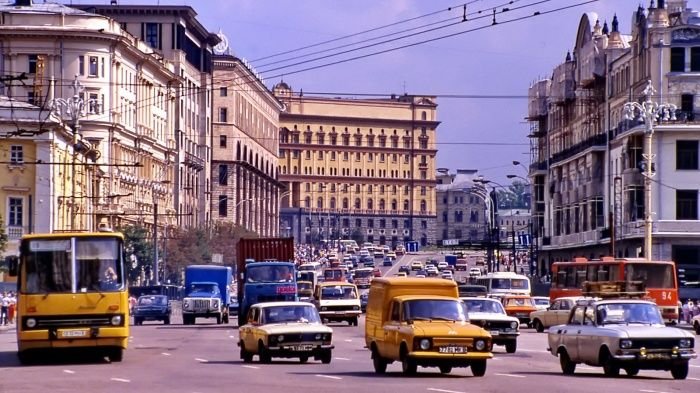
[0,324,16,333]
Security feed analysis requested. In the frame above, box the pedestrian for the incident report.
[8,292,15,325]
[682,300,691,324]
[0,292,9,325]
[693,301,700,318]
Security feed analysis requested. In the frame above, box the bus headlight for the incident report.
[475,339,486,351]
[111,315,122,326]
[26,318,37,328]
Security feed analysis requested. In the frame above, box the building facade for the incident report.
[211,47,284,236]
[435,169,488,245]
[527,1,700,296]
[274,83,439,247]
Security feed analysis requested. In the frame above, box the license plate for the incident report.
[646,353,670,360]
[59,329,89,338]
[490,330,500,336]
[287,345,313,351]
[438,346,468,354]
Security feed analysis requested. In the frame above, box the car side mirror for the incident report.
[5,256,18,277]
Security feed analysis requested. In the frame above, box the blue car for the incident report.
[133,295,171,325]
[383,257,394,266]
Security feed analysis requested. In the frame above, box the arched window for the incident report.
[304,197,310,208]
[391,199,397,210]
[342,198,349,209]
[367,185,373,193]
[317,197,323,209]
[354,198,361,209]
[330,197,336,209]
[379,199,385,210]
[403,200,409,211]
[367,198,374,210]
[420,200,426,212]
[421,111,427,120]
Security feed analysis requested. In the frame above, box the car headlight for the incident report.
[620,339,633,349]
[353,306,360,311]
[278,335,285,342]
[510,321,518,329]
[475,339,486,351]
[321,307,327,311]
[679,339,693,348]
[183,301,190,309]
[315,333,323,340]
[212,300,219,308]
[111,315,122,326]
[26,318,37,328]
[419,338,431,350]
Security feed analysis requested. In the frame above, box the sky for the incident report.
[65,0,689,184]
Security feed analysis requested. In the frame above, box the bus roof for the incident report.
[553,257,674,265]
[22,232,124,240]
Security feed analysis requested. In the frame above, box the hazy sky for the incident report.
[67,0,680,183]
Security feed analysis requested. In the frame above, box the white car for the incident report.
[437,261,449,271]
[530,296,594,333]
[532,296,550,311]
[441,271,454,280]
[469,267,482,278]
[462,297,520,353]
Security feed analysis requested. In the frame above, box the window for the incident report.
[88,93,99,114]
[218,195,227,217]
[330,151,336,161]
[220,87,228,97]
[145,22,159,49]
[671,47,685,72]
[219,108,228,122]
[677,190,698,220]
[218,165,228,185]
[8,197,23,227]
[28,54,38,74]
[89,56,98,77]
[677,140,698,170]
[220,135,227,148]
[692,47,700,72]
[79,56,85,76]
[10,145,23,164]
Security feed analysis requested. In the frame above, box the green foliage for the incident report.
[496,180,530,209]
[0,215,7,256]
[119,224,154,283]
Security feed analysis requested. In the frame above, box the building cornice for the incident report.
[279,142,437,155]
[279,174,437,187]
[280,113,440,128]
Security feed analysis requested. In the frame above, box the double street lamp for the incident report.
[623,80,676,261]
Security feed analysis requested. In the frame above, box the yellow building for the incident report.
[274,83,439,246]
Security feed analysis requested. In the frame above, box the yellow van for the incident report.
[365,277,492,376]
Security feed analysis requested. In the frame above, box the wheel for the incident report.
[108,348,124,362]
[164,317,170,325]
[320,350,332,364]
[258,342,271,364]
[471,359,487,377]
[559,350,576,375]
[625,367,639,377]
[17,351,34,365]
[351,316,359,326]
[505,341,517,354]
[216,315,222,325]
[439,365,452,374]
[240,342,253,363]
[372,348,388,374]
[694,321,700,335]
[602,352,620,377]
[400,346,417,375]
[533,319,544,333]
[223,314,229,324]
[134,318,142,326]
[671,362,689,380]
[299,356,309,364]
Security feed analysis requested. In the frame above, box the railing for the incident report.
[550,133,607,165]
[548,229,600,247]
[7,226,24,240]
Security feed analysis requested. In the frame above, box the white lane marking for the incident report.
[639,390,669,393]
[494,373,526,378]
[161,352,171,356]
[690,365,700,368]
[229,335,235,338]
[427,389,466,393]
[241,365,260,369]
[63,370,76,374]
[315,374,342,380]
[686,377,700,381]
[110,378,131,383]
[194,358,209,363]
[344,339,353,342]
[334,357,351,360]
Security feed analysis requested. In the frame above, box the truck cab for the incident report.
[238,261,298,326]
[182,265,232,325]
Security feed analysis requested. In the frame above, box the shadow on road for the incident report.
[514,370,663,380]
[205,359,323,366]
[154,324,238,331]
[0,349,112,367]
[287,370,472,379]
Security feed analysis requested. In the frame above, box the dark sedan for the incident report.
[398,265,411,274]
[133,295,171,325]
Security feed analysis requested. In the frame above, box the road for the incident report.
[0,252,698,393]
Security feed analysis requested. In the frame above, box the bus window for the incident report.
[565,267,576,288]
[596,265,609,282]
[626,263,674,288]
[587,265,597,282]
[575,268,587,287]
[556,270,567,288]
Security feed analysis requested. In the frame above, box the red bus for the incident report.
[550,257,679,324]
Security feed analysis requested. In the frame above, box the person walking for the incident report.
[7,292,15,325]
[682,300,691,324]
[0,292,9,325]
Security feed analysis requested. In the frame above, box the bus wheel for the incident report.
[108,348,124,363]
[17,351,34,365]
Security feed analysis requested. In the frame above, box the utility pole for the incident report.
[529,221,535,276]
[153,202,159,284]
[511,221,516,272]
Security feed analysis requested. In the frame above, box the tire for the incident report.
[320,350,332,364]
[134,318,142,326]
[471,359,487,377]
[559,350,576,375]
[439,365,452,374]
[240,342,253,363]
[694,321,700,335]
[401,356,417,375]
[223,313,229,324]
[505,341,517,354]
[17,351,33,365]
[216,315,222,325]
[351,316,359,326]
[533,319,544,333]
[625,367,639,377]
[372,348,388,374]
[299,356,309,364]
[671,362,689,380]
[258,342,271,364]
[601,350,620,377]
[108,348,124,362]
[164,317,170,325]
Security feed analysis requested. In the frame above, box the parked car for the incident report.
[548,299,696,379]
[238,302,333,364]
[462,297,520,353]
[133,295,171,325]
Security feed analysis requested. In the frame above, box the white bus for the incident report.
[475,272,531,296]
[299,262,322,273]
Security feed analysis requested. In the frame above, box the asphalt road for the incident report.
[0,252,698,393]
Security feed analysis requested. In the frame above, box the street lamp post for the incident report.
[623,80,676,261]
[470,186,496,272]
[507,174,536,275]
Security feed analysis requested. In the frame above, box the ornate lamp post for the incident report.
[623,80,676,261]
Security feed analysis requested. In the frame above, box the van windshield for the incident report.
[403,299,468,322]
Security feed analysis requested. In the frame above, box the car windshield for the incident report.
[403,299,468,322]
[463,299,506,315]
[138,296,167,305]
[262,305,321,324]
[189,283,219,295]
[596,303,664,325]
[247,265,294,283]
[504,297,535,307]
[625,263,675,289]
[321,286,357,299]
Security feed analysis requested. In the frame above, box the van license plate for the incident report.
[438,346,467,354]
[59,329,89,338]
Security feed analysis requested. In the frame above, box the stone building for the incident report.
[274,83,439,247]
[435,169,488,245]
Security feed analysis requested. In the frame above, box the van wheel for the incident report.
[372,348,388,374]
[439,366,452,374]
[216,315,222,325]
[401,347,417,375]
[299,356,308,364]
[108,348,124,362]
[163,317,170,325]
[471,359,487,377]
[505,341,517,354]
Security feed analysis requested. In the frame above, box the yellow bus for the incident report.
[6,231,129,364]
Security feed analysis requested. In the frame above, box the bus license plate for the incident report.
[438,346,467,354]
[59,329,89,338]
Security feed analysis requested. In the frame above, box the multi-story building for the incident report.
[527,1,700,296]
[76,3,219,228]
[435,169,488,245]
[274,83,439,247]
[0,1,177,238]
[210,36,284,236]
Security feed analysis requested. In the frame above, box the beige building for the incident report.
[274,83,439,247]
[211,47,284,236]
[527,1,700,297]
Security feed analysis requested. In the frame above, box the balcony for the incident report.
[7,226,23,240]
[184,151,205,171]
[550,133,607,166]
[548,229,600,248]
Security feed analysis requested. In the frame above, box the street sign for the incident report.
[405,241,419,253]
[442,239,459,246]
[211,253,223,265]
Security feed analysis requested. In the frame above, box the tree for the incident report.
[119,224,154,285]
[0,215,7,256]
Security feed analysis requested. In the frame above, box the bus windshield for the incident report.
[22,237,123,294]
[626,263,675,289]
[491,278,530,290]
